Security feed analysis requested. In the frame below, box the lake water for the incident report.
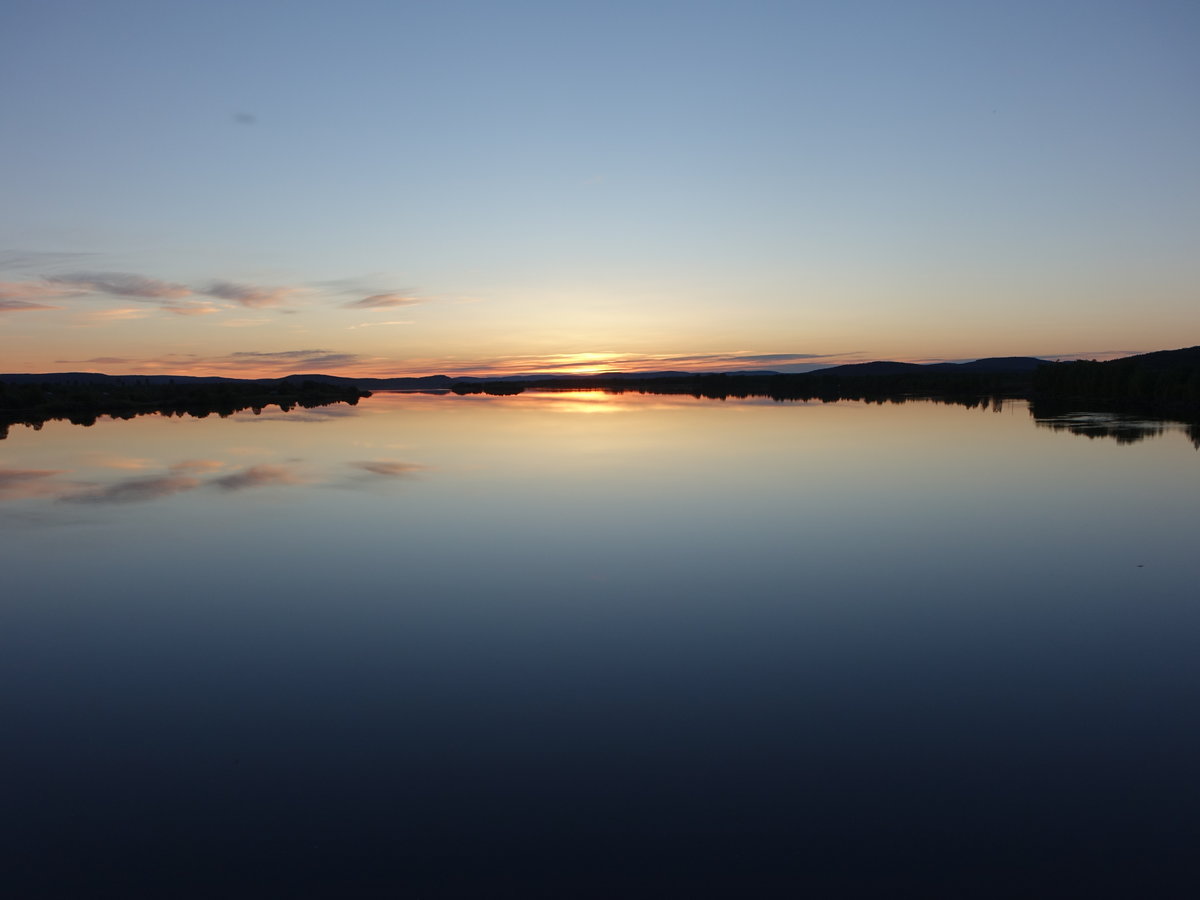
[3,392,1198,897]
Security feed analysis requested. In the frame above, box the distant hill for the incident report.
[810,357,1045,377]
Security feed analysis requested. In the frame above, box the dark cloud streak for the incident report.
[48,272,192,299]
[202,282,295,308]
[0,299,58,312]
[226,349,363,370]
[343,293,421,309]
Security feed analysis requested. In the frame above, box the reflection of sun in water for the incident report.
[526,390,629,414]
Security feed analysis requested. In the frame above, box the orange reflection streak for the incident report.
[521,390,632,414]
[363,388,783,415]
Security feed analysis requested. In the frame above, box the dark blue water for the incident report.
[3,394,1198,896]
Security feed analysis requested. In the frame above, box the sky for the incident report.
[2,0,1197,377]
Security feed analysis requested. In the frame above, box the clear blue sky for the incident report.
[2,0,1197,375]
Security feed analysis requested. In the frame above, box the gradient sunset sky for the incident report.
[3,0,1197,377]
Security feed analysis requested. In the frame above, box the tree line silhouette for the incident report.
[0,378,368,439]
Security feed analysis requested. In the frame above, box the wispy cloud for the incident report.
[0,250,98,271]
[56,356,132,365]
[45,347,368,376]
[82,307,152,322]
[202,281,299,308]
[404,350,862,376]
[1,270,301,316]
[0,280,80,302]
[48,271,192,299]
[224,349,363,371]
[0,298,59,312]
[347,320,413,329]
[162,301,222,316]
[343,293,422,309]
[1,265,429,320]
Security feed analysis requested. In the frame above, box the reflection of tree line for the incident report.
[1029,398,1200,449]
[0,379,368,440]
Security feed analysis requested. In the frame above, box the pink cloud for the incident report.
[343,293,422,309]
[0,280,80,302]
[203,281,298,308]
[0,298,58,312]
[82,307,152,322]
[162,302,222,316]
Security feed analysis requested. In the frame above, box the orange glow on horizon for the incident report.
[7,346,1150,381]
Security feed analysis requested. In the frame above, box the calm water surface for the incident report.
[3,393,1198,896]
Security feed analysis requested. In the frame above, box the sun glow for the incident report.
[540,353,626,376]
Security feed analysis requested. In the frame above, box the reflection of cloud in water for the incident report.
[65,474,202,504]
[239,406,360,424]
[81,454,156,471]
[350,460,425,477]
[0,507,93,529]
[170,459,226,473]
[0,467,69,500]
[210,464,304,490]
[49,463,302,504]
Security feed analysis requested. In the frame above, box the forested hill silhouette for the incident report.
[806,357,1044,376]
[1033,345,1200,407]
